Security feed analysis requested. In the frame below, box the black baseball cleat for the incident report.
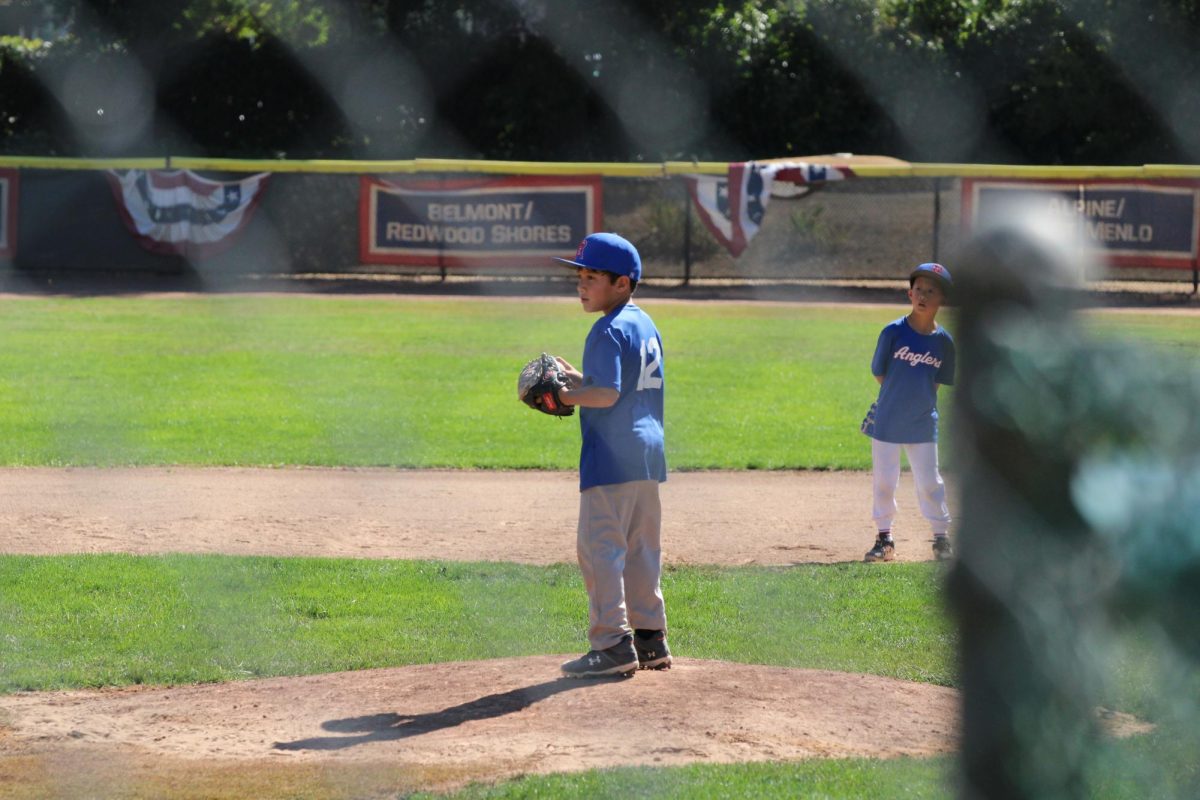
[634,630,672,670]
[561,636,638,678]
[932,536,954,561]
[864,536,896,562]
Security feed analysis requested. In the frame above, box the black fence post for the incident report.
[682,177,692,287]
[932,177,941,263]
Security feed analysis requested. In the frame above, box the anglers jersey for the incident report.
[867,316,955,444]
[579,301,667,491]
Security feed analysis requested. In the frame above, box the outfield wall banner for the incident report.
[106,170,271,258]
[0,168,17,259]
[360,175,602,266]
[687,161,854,258]
[962,179,1200,269]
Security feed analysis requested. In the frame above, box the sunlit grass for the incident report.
[0,554,952,692]
[0,295,902,469]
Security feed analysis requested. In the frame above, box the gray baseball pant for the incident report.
[577,479,667,651]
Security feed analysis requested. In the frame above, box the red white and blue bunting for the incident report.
[687,162,853,257]
[107,170,269,258]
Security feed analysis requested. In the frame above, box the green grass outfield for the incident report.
[0,294,897,468]
[0,295,1196,469]
[1,294,1198,798]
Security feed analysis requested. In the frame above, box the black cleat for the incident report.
[634,630,672,670]
[864,537,896,562]
[561,636,638,678]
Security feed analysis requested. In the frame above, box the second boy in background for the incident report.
[860,263,956,562]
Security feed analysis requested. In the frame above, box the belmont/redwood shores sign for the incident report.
[360,175,602,266]
[962,179,1200,269]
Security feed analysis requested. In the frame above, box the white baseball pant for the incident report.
[871,439,951,535]
[577,479,667,651]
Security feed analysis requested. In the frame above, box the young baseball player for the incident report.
[552,232,670,678]
[861,262,956,563]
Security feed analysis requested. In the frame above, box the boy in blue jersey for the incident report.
[861,263,956,563]
[551,233,670,678]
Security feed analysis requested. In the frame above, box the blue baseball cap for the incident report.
[555,233,642,282]
[910,262,952,291]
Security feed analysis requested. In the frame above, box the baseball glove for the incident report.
[518,353,575,417]
[860,401,878,436]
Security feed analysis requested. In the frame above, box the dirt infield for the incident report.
[0,467,988,796]
[0,658,968,796]
[0,465,1149,795]
[0,467,945,565]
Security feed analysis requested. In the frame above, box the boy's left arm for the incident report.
[553,355,618,407]
[559,324,631,409]
[559,384,619,408]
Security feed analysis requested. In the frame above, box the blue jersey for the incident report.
[866,316,955,444]
[579,301,667,491]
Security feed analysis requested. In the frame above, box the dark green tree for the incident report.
[0,0,1196,162]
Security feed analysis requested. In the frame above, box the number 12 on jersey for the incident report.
[637,338,663,391]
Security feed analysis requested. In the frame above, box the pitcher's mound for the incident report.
[2,656,961,791]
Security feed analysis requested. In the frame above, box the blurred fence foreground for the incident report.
[951,223,1200,798]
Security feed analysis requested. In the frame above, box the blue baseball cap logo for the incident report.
[555,233,642,282]
[910,262,952,289]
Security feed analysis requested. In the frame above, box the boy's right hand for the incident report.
[554,356,583,389]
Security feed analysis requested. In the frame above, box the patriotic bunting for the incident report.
[107,169,269,258]
[687,162,853,257]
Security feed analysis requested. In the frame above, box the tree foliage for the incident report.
[0,0,1195,164]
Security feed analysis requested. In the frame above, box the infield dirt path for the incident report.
[0,467,944,564]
